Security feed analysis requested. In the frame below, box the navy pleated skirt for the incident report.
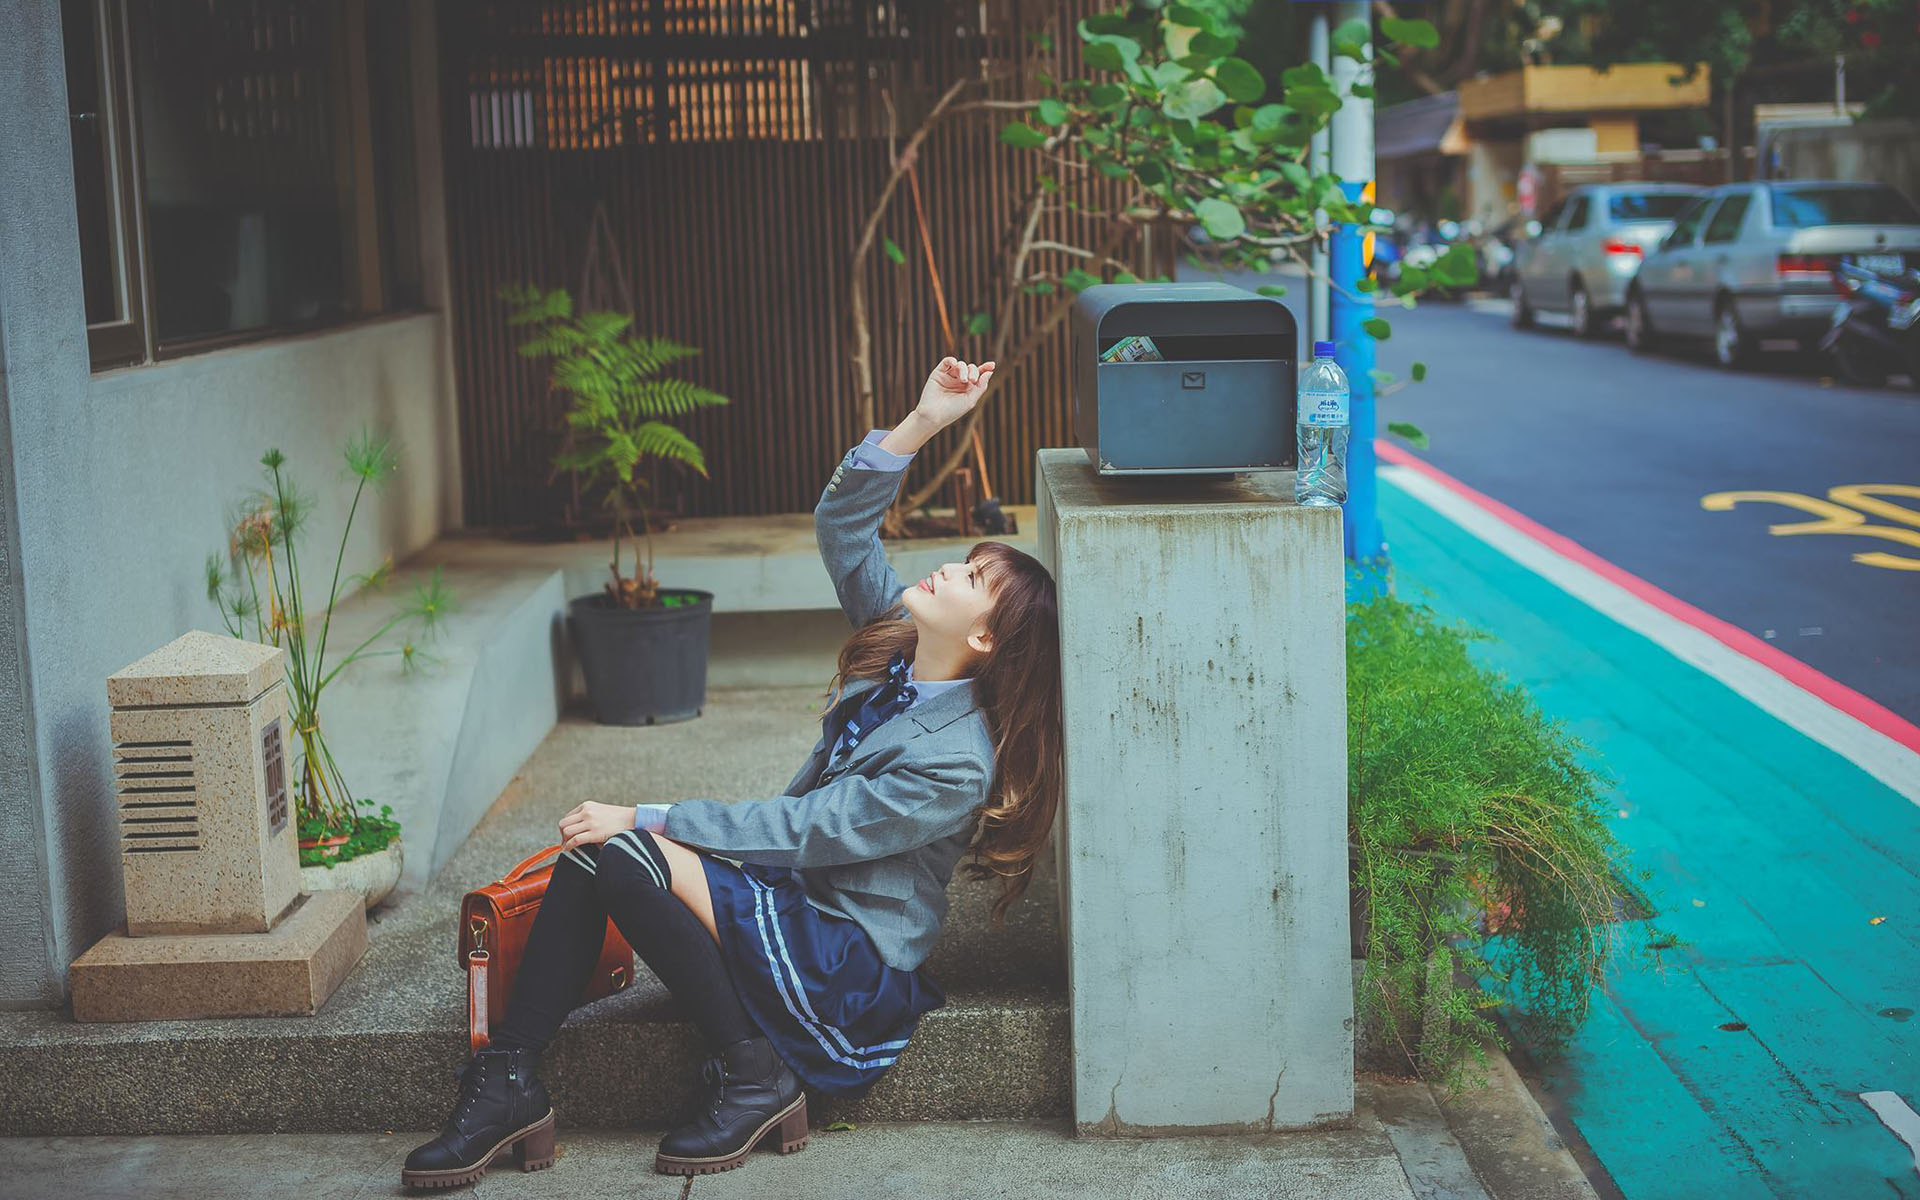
[699,853,947,1097]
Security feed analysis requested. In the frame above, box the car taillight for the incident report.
[1601,239,1643,257]
[1777,253,1835,279]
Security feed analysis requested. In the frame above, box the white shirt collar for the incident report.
[904,660,969,708]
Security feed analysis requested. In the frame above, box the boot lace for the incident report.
[700,1055,730,1118]
[452,1051,519,1123]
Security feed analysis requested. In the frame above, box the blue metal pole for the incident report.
[1328,0,1386,596]
[1331,187,1384,575]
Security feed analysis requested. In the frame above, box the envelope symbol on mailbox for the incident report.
[1181,371,1206,389]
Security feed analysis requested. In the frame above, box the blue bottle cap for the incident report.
[1312,340,1335,358]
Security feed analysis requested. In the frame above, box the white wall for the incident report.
[0,0,460,1007]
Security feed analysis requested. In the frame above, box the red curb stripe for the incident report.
[1375,438,1920,757]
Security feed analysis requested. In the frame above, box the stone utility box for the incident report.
[105,630,299,935]
[1071,281,1297,475]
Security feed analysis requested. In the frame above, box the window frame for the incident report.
[1662,196,1715,251]
[69,0,411,371]
[1703,190,1752,245]
[68,0,151,369]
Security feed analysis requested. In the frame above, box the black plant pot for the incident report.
[567,589,714,725]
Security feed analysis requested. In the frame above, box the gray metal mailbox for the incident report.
[1071,281,1297,475]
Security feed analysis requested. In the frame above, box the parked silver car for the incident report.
[1624,180,1920,368]
[1511,182,1702,337]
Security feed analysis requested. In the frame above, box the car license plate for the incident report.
[1853,253,1905,273]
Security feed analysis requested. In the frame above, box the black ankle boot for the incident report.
[654,1035,809,1175]
[401,1046,555,1189]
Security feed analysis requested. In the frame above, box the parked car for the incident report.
[1624,180,1920,368]
[1511,182,1701,337]
[1475,213,1535,297]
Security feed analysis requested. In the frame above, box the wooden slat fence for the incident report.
[440,0,1172,530]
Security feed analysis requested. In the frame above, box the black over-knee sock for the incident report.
[592,829,758,1052]
[490,846,610,1054]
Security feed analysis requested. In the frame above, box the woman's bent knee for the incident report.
[594,829,674,899]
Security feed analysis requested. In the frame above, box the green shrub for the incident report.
[1348,591,1676,1091]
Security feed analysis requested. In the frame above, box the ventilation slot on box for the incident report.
[115,739,201,853]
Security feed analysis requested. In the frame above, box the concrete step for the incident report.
[0,686,1068,1137]
[3,675,1572,1198]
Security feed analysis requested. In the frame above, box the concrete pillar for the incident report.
[1035,449,1353,1135]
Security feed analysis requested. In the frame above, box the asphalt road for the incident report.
[1365,295,1920,727]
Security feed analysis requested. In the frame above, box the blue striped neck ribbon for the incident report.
[828,651,918,767]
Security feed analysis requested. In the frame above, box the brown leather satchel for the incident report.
[458,844,634,1053]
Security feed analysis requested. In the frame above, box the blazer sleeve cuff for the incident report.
[849,429,914,472]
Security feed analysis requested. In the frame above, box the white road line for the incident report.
[1860,1091,1920,1177]
[1381,463,1920,804]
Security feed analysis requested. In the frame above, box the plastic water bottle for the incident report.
[1295,340,1349,507]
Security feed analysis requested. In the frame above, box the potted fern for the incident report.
[501,284,732,725]
[205,434,453,909]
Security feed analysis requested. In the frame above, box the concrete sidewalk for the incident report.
[0,1064,1589,1199]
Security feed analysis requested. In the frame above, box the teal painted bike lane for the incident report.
[1376,471,1920,1200]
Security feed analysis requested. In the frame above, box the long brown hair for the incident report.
[819,539,1061,928]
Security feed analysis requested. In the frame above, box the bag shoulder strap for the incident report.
[501,844,565,883]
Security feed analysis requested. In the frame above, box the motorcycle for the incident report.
[1821,259,1920,389]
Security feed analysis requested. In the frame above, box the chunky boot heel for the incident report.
[402,1047,554,1190]
[513,1111,558,1171]
[776,1097,810,1153]
[655,1035,809,1175]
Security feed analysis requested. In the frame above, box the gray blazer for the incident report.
[662,440,997,973]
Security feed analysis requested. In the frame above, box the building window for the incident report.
[62,0,420,369]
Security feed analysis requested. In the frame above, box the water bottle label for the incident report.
[1299,388,1349,428]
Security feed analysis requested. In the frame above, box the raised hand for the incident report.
[914,356,996,429]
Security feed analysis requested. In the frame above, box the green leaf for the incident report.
[1135,159,1167,186]
[1285,83,1341,119]
[1331,16,1370,54]
[1164,4,1216,31]
[1251,103,1291,132]
[1096,160,1131,178]
[1380,17,1439,49]
[1036,97,1069,126]
[1432,242,1481,286]
[1355,277,1378,293]
[1349,82,1375,99]
[1411,361,1428,382]
[1194,197,1245,240]
[1213,57,1265,103]
[1152,59,1196,88]
[1255,284,1287,297]
[1162,77,1227,121]
[999,121,1048,149]
[1083,41,1126,72]
[1022,280,1056,295]
[1362,317,1392,340]
[1281,63,1329,89]
[964,312,992,336]
[1190,31,1237,57]
[1087,82,1127,109]
[1024,31,1052,52]
[882,236,905,266]
[1387,421,1429,449]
